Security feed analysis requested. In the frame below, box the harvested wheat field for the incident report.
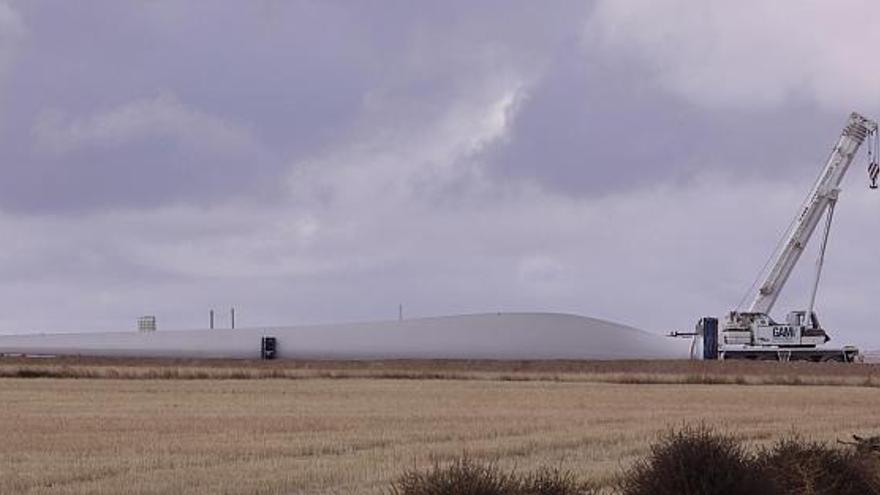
[1,360,880,494]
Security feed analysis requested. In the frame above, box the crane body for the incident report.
[697,112,878,362]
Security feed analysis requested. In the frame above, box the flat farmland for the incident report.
[1,359,880,494]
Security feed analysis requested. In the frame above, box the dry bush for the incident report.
[518,468,595,495]
[618,426,880,495]
[757,437,880,495]
[390,458,513,495]
[617,425,770,495]
[391,432,880,495]
[389,458,594,495]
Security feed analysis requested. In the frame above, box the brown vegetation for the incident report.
[395,429,880,495]
[2,357,880,387]
[390,458,593,495]
[1,366,880,494]
[618,425,767,495]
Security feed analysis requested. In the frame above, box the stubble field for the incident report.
[1,358,879,494]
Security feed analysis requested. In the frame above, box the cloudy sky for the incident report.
[2,1,880,347]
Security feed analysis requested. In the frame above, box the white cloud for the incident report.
[32,93,258,156]
[4,167,879,347]
[587,1,880,111]
[288,79,526,212]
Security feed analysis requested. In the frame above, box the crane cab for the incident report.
[785,310,818,328]
[753,311,830,347]
[721,310,829,348]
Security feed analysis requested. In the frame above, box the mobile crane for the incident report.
[695,112,879,362]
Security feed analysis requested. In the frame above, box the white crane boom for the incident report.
[749,112,877,315]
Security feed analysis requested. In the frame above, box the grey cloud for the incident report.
[1,1,584,213]
[1,2,879,353]
[0,2,24,77]
[0,0,24,126]
[32,94,256,155]
[480,42,859,196]
[8,98,281,212]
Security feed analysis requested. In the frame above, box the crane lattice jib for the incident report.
[748,112,877,315]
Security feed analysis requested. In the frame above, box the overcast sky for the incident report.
[2,1,880,347]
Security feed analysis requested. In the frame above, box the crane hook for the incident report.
[870,129,880,189]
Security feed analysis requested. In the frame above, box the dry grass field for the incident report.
[1,358,880,494]
[3,357,880,386]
